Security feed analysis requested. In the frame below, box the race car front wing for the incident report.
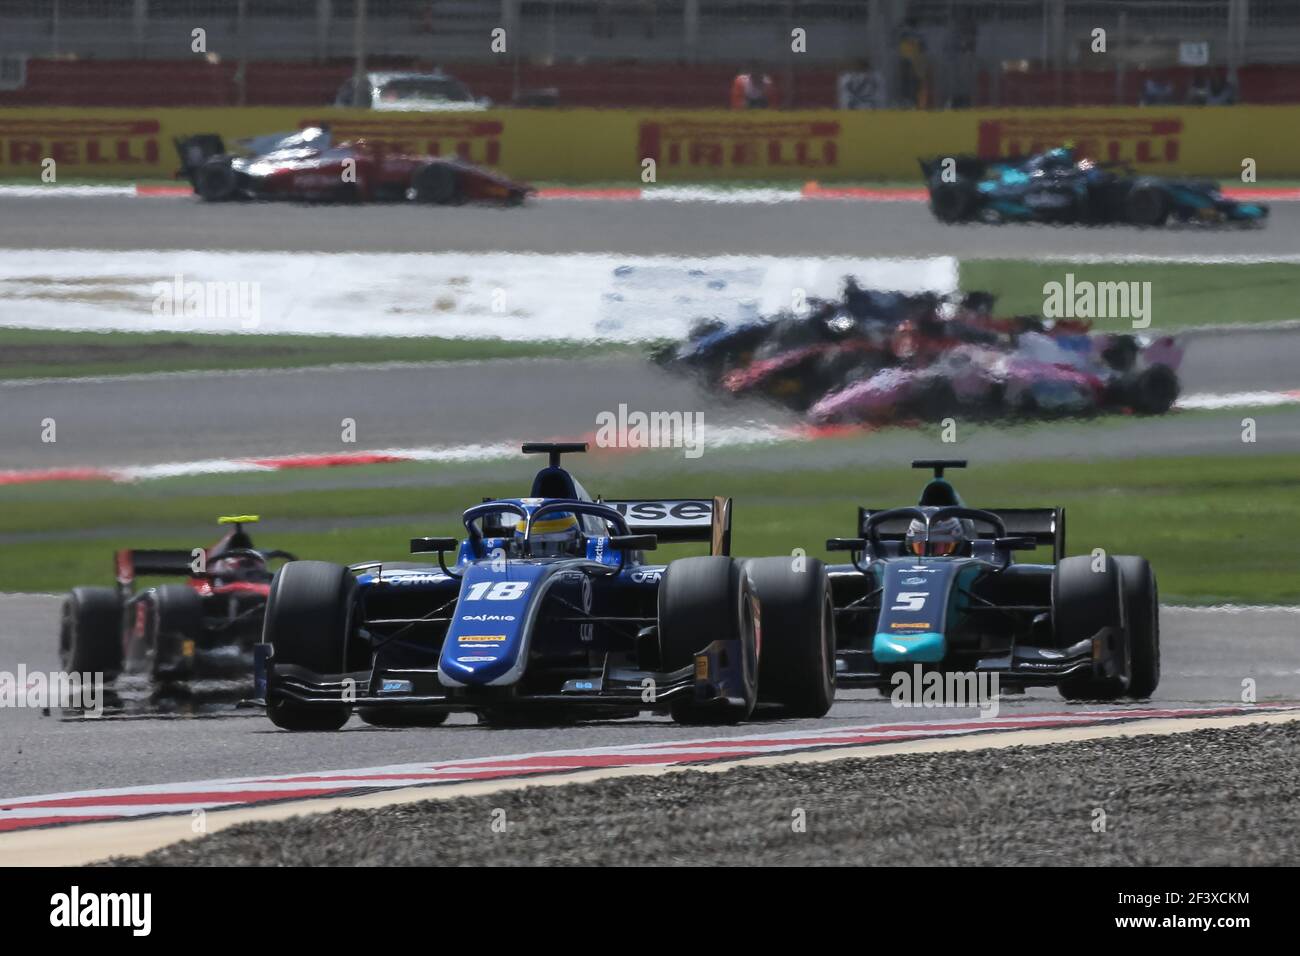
[254,638,749,714]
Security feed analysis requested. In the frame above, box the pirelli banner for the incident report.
[2,105,1299,182]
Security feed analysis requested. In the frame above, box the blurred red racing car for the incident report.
[60,516,296,691]
[175,126,533,205]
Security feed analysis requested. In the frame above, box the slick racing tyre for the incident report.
[412,163,461,204]
[262,561,357,731]
[1055,554,1129,701]
[1114,556,1160,698]
[659,556,758,724]
[60,587,123,678]
[745,557,835,718]
[1124,182,1169,226]
[195,159,239,202]
[148,584,204,678]
[1130,365,1180,415]
[929,180,977,223]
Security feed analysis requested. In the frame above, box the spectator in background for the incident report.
[730,64,776,109]
[1187,72,1210,105]
[1208,71,1237,105]
[896,21,930,108]
[1140,76,1175,105]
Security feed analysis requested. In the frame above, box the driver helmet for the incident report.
[905,516,969,557]
[519,512,583,557]
[209,553,269,583]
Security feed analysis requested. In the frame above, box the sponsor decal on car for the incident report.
[458,634,506,643]
[384,573,446,585]
[460,614,516,622]
[457,656,497,663]
[604,500,712,525]
[297,115,503,166]
[890,621,933,630]
[902,576,928,585]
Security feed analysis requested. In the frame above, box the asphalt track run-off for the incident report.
[3,193,1299,257]
[2,194,1299,472]
[3,336,1300,471]
[1,593,1297,807]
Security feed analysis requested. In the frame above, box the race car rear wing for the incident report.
[173,134,226,186]
[858,507,1066,562]
[115,549,198,593]
[601,497,732,557]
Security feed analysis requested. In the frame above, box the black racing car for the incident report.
[60,517,296,693]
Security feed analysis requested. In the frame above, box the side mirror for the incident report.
[995,536,1037,552]
[411,536,458,555]
[826,537,866,552]
[608,534,657,552]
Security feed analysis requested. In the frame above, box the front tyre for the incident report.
[1114,556,1159,698]
[1055,554,1128,701]
[746,557,835,718]
[659,556,758,724]
[262,561,356,731]
[1124,183,1169,226]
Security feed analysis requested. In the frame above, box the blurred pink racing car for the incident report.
[810,331,1183,424]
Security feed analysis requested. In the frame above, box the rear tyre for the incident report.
[149,584,204,677]
[1055,554,1128,701]
[262,561,356,731]
[745,557,835,718]
[358,707,450,728]
[1114,556,1160,698]
[929,180,977,223]
[1124,183,1169,226]
[195,159,239,202]
[659,556,758,724]
[412,163,460,205]
[60,587,123,677]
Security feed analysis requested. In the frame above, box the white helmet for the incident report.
[905,516,967,557]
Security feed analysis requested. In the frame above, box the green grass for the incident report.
[4,450,1297,604]
[0,327,628,380]
[959,260,1300,332]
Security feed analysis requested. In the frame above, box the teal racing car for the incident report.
[827,460,1159,700]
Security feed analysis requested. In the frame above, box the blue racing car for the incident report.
[827,459,1159,700]
[921,146,1267,227]
[256,442,836,729]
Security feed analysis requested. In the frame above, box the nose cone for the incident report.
[873,630,945,663]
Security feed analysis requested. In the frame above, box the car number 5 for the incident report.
[891,591,927,611]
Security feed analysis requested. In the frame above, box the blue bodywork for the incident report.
[259,445,755,720]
